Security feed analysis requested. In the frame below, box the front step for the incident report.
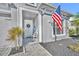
[10,43,51,56]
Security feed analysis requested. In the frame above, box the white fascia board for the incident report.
[19,7,39,14]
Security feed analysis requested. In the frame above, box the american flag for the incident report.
[52,5,62,31]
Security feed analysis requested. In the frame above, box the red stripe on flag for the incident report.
[54,14,62,24]
[54,13,62,20]
[52,14,62,31]
[52,17,62,31]
[53,18,62,31]
[52,14,62,26]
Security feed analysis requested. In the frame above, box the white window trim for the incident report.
[52,19,66,37]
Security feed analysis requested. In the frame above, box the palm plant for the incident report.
[7,27,23,50]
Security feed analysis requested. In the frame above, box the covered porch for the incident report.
[17,7,42,46]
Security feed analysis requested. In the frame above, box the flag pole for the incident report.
[52,4,61,42]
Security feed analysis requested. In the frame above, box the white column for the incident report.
[38,12,42,43]
[17,8,23,46]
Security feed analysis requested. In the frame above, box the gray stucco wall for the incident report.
[0,19,17,48]
[0,8,17,48]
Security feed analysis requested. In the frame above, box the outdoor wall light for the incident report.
[48,20,53,24]
[48,20,53,27]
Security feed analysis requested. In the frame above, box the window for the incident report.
[53,20,64,35]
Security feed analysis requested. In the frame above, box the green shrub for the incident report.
[69,29,76,36]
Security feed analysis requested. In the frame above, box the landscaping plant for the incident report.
[68,43,79,52]
[7,27,23,50]
[69,28,76,37]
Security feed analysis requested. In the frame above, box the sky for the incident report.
[52,3,79,15]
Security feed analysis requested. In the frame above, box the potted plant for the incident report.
[7,27,23,50]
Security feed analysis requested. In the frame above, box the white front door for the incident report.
[24,20,33,38]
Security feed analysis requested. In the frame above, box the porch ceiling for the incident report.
[22,10,37,20]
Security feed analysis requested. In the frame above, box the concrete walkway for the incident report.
[1,38,79,56]
[41,39,79,56]
[10,43,51,56]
